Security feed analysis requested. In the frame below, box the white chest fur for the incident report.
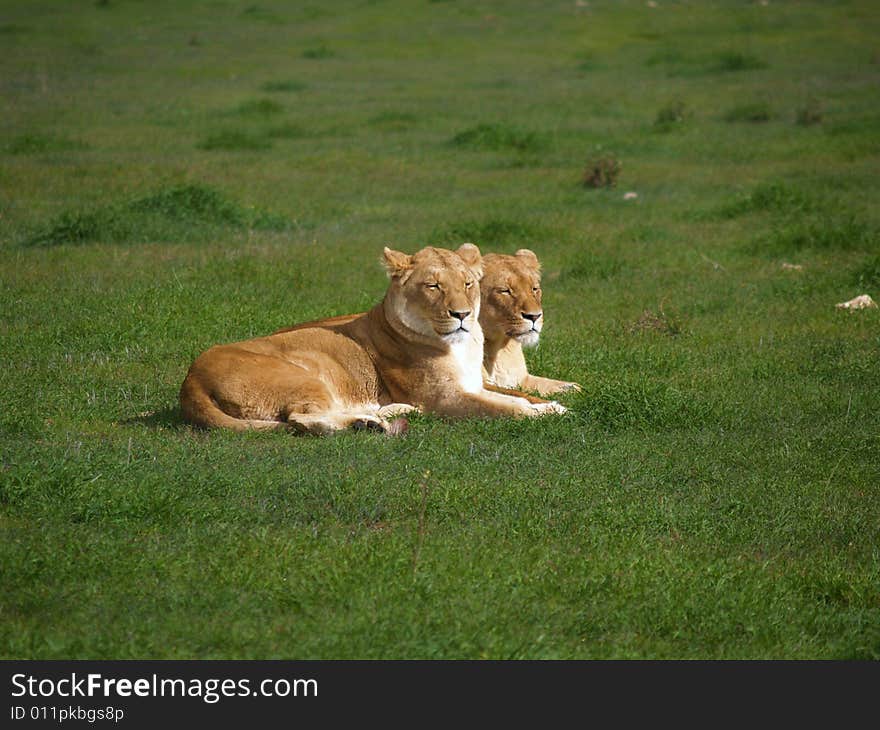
[449,335,484,393]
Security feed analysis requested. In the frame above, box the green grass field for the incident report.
[2,0,879,659]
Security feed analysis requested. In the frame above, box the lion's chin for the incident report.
[441,328,470,344]
[515,330,540,348]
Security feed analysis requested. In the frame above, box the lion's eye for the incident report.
[499,288,512,295]
[425,283,440,290]
[533,287,541,294]
[465,281,474,289]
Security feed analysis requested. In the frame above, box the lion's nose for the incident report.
[521,311,542,323]
[449,309,471,322]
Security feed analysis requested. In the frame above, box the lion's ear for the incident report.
[515,248,541,271]
[382,246,413,279]
[456,243,483,279]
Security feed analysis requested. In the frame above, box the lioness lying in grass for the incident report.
[180,244,565,434]
[479,249,581,396]
[274,247,580,398]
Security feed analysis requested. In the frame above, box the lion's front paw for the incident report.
[377,403,420,418]
[536,379,583,396]
[529,401,567,416]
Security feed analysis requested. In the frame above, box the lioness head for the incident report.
[382,243,483,344]
[479,249,543,347]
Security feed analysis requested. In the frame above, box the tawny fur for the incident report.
[479,250,582,396]
[273,249,582,400]
[179,244,565,434]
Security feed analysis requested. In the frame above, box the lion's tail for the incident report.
[179,372,285,432]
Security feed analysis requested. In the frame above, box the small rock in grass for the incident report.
[623,191,638,200]
[781,262,803,271]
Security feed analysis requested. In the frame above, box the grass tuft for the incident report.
[582,155,621,188]
[128,185,261,225]
[644,47,688,67]
[654,100,688,131]
[302,45,335,59]
[575,51,601,72]
[23,184,290,246]
[260,80,306,93]
[6,133,89,155]
[795,98,823,126]
[265,123,307,139]
[718,182,817,219]
[369,112,418,131]
[26,210,107,247]
[240,5,284,23]
[748,216,876,256]
[827,114,880,137]
[711,51,767,72]
[629,305,684,336]
[233,98,284,116]
[724,102,773,123]
[450,124,546,153]
[647,49,766,76]
[429,219,545,247]
[198,129,272,151]
[852,255,880,290]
